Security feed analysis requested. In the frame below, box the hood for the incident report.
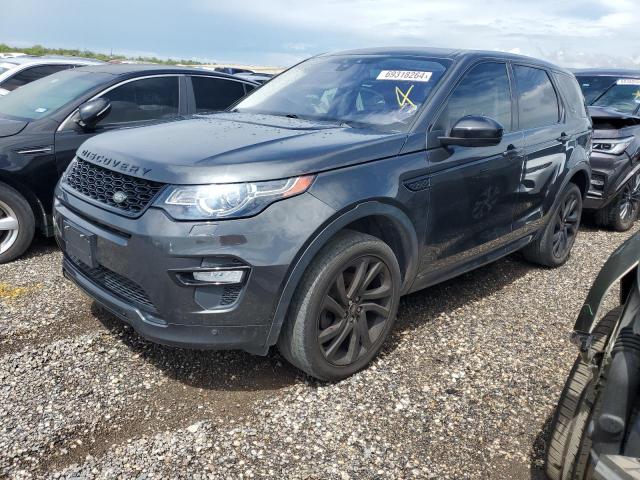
[76,113,408,184]
[589,106,640,136]
[0,117,28,138]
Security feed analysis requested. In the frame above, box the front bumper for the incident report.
[54,185,335,355]
[584,151,636,210]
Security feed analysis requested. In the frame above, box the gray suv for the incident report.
[54,48,592,380]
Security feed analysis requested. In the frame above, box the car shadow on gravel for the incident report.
[92,304,300,392]
[385,252,534,353]
[21,233,59,260]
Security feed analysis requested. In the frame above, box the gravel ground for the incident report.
[1,222,637,479]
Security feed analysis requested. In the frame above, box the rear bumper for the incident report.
[54,185,335,355]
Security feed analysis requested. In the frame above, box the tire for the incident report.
[545,307,621,480]
[0,183,35,264]
[595,173,640,232]
[277,230,401,381]
[523,183,582,268]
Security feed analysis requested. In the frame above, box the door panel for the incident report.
[421,131,524,274]
[418,61,524,276]
[511,65,567,234]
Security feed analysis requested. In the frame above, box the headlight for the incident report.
[593,137,633,155]
[156,175,315,220]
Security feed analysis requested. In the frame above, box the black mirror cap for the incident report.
[438,115,504,147]
[76,98,111,130]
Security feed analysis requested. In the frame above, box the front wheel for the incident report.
[0,183,35,264]
[278,230,401,381]
[596,173,640,232]
[523,183,582,267]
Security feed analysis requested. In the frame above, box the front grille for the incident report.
[70,256,156,312]
[64,158,164,216]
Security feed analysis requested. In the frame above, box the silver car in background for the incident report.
[0,56,103,95]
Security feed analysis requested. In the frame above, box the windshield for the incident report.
[0,69,110,121]
[576,75,617,104]
[592,79,640,114]
[234,55,450,131]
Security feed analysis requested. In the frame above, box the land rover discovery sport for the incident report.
[54,48,592,380]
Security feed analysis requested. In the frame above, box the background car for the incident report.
[235,72,274,84]
[0,56,103,95]
[0,64,258,263]
[574,69,640,231]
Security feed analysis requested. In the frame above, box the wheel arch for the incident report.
[568,167,590,199]
[264,201,419,348]
[0,174,46,231]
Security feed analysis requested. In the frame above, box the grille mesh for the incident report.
[70,256,156,311]
[220,285,242,305]
[64,158,164,216]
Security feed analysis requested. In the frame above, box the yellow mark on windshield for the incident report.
[395,85,416,108]
[634,90,640,101]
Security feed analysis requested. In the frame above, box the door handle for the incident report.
[502,145,520,158]
[557,133,570,143]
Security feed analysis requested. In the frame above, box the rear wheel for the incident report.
[545,307,620,480]
[523,183,582,267]
[596,173,640,232]
[0,184,35,264]
[278,230,401,381]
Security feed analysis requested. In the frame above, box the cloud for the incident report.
[194,0,640,67]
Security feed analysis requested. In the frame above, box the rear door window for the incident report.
[100,76,179,124]
[190,76,247,112]
[2,64,74,91]
[514,66,560,130]
[434,62,512,133]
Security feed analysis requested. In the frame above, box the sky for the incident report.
[1,0,639,69]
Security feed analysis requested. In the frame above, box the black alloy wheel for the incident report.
[552,190,581,260]
[317,255,394,366]
[616,173,640,226]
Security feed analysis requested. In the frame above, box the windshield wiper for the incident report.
[285,114,299,119]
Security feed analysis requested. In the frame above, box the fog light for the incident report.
[192,270,244,284]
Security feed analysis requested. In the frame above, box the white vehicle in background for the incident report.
[0,52,27,59]
[0,56,103,95]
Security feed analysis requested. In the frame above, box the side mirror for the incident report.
[438,115,504,147]
[76,98,111,130]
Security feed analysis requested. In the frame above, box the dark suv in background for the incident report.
[574,69,640,231]
[54,48,592,380]
[0,64,257,263]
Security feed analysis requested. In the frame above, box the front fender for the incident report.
[574,232,640,334]
[264,201,419,348]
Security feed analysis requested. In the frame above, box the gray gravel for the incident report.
[1,223,637,479]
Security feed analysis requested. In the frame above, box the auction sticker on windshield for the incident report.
[376,70,433,82]
[617,79,640,86]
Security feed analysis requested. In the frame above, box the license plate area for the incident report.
[63,221,97,268]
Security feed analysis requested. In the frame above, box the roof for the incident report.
[572,68,640,78]
[71,63,258,83]
[323,47,566,72]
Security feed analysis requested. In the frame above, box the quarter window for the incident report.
[514,66,560,130]
[554,73,588,119]
[434,62,512,134]
[191,76,247,112]
[100,76,179,124]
